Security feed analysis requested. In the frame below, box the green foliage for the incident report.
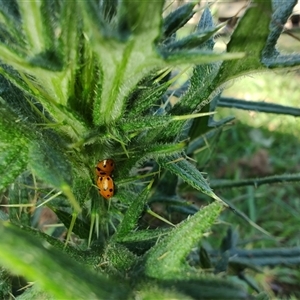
[143,201,223,279]
[0,0,299,299]
[0,222,130,299]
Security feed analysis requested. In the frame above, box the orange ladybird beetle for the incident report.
[95,159,115,177]
[97,175,114,199]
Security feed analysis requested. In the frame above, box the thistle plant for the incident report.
[0,0,300,299]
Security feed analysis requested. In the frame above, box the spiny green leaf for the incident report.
[158,154,213,197]
[103,243,138,273]
[158,155,231,209]
[80,0,164,125]
[144,201,223,278]
[122,113,212,133]
[263,53,300,68]
[161,50,245,65]
[263,0,298,57]
[0,43,31,71]
[0,104,30,192]
[166,24,224,51]
[175,0,273,140]
[0,146,28,192]
[148,142,187,157]
[121,115,173,132]
[114,180,153,240]
[18,0,48,53]
[70,38,98,125]
[15,223,96,265]
[0,221,130,299]
[28,137,80,212]
[166,7,219,139]
[58,1,79,60]
[181,6,217,137]
[117,228,170,245]
[71,166,95,207]
[197,6,215,33]
[215,0,273,83]
[29,138,72,188]
[162,2,197,39]
[126,73,171,118]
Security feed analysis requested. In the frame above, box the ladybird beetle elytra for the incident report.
[95,159,115,176]
[97,175,114,199]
